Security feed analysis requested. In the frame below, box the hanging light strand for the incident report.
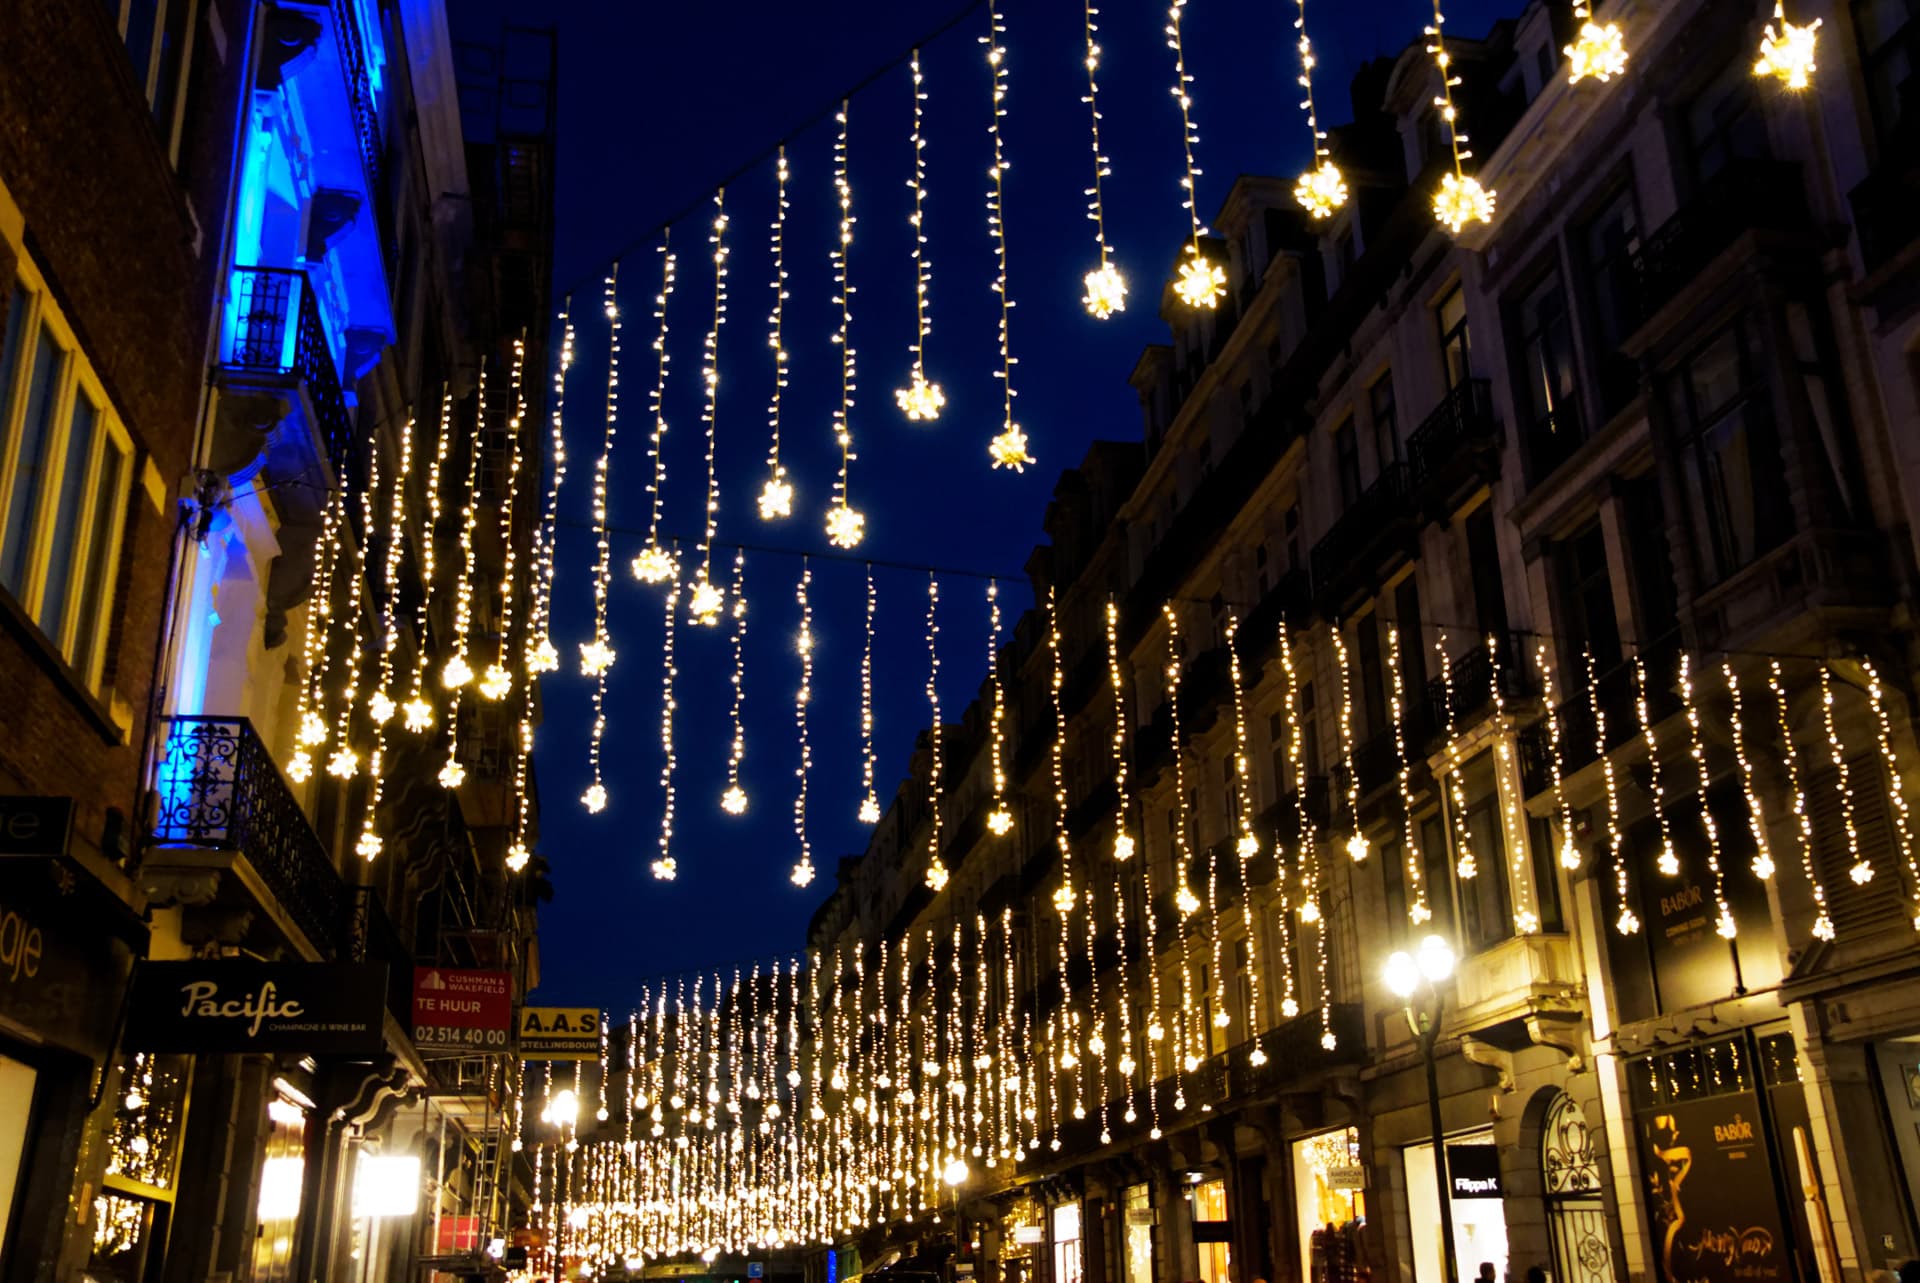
[1436,635,1476,880]
[760,148,794,522]
[792,558,817,888]
[825,100,866,550]
[1635,654,1680,877]
[895,49,946,422]
[1489,635,1538,934]
[1291,0,1347,217]
[480,337,528,701]
[1046,586,1077,1101]
[1387,625,1430,923]
[1226,614,1266,1062]
[1078,0,1126,318]
[1160,603,1200,1106]
[1772,660,1833,940]
[986,582,1013,835]
[1590,649,1639,934]
[440,362,487,790]
[722,549,750,816]
[1722,662,1775,882]
[859,565,880,823]
[653,581,682,880]
[402,385,451,733]
[690,189,731,625]
[580,268,626,813]
[1820,664,1872,888]
[924,574,948,890]
[1425,0,1497,232]
[1858,659,1920,930]
[633,238,679,585]
[1165,0,1225,308]
[1538,642,1579,871]
[356,410,415,859]
[1679,654,1736,938]
[528,308,573,674]
[981,0,1034,471]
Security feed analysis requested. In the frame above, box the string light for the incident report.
[288,491,342,780]
[792,559,817,888]
[1679,655,1736,938]
[1488,635,1537,934]
[479,338,528,701]
[328,437,373,782]
[1386,625,1430,924]
[1756,1,1820,90]
[859,565,880,823]
[1281,628,1332,1049]
[440,361,489,790]
[1821,663,1874,888]
[1588,650,1638,934]
[981,0,1034,470]
[1224,613,1266,1063]
[653,582,682,881]
[722,550,749,815]
[760,147,794,522]
[1163,0,1224,308]
[924,575,948,891]
[528,308,574,674]
[1045,586,1078,1116]
[1858,659,1920,930]
[825,100,867,548]
[1565,0,1628,83]
[1436,635,1475,879]
[1634,654,1680,877]
[986,582,1013,836]
[1078,0,1125,317]
[508,686,535,871]
[633,238,679,584]
[403,386,452,733]
[581,269,627,813]
[689,189,731,626]
[1773,660,1833,940]
[1333,629,1364,861]
[1722,663,1773,881]
[1161,603,1203,1099]
[1536,643,1579,870]
[358,411,416,859]
[895,49,946,422]
[1106,600,1136,862]
[1290,0,1346,218]
[1425,0,1496,233]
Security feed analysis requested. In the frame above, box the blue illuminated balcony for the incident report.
[216,266,359,483]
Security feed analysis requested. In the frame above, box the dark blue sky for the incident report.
[494,0,1517,1009]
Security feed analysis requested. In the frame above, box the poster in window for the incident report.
[1638,1093,1792,1283]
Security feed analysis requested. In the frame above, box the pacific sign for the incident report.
[126,960,389,1054]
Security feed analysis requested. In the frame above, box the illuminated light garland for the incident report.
[1225,614,1267,1063]
[1771,659,1833,940]
[1290,0,1347,218]
[287,491,342,781]
[581,269,627,813]
[528,307,573,674]
[357,411,416,859]
[443,360,485,695]
[1537,642,1580,871]
[1043,587,1078,1096]
[1859,659,1920,930]
[1281,629,1332,1047]
[1161,603,1202,1102]
[894,49,946,422]
[924,575,949,891]
[403,385,453,733]
[722,549,749,815]
[689,190,731,626]
[1078,0,1126,318]
[858,565,881,824]
[1634,654,1680,877]
[508,691,534,871]
[1679,655,1737,938]
[978,0,1035,471]
[1106,600,1137,862]
[1589,649,1639,934]
[652,581,682,881]
[1333,629,1365,862]
[1424,0,1497,233]
[1436,635,1476,879]
[825,100,867,548]
[760,147,795,522]
[1565,0,1628,83]
[633,238,680,585]
[791,559,817,888]
[1386,625,1430,924]
[1163,0,1224,309]
[1821,664,1874,888]
[986,582,1014,836]
[1722,663,1774,881]
[479,337,528,702]
[327,442,374,783]
[1755,1,1820,90]
[1484,635,1538,934]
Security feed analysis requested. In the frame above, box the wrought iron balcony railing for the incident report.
[1631,158,1807,325]
[219,266,358,484]
[1309,460,1415,605]
[1406,377,1499,500]
[151,715,346,957]
[329,0,384,197]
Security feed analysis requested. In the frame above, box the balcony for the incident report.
[1630,158,1810,330]
[1234,569,1311,670]
[1309,460,1417,617]
[216,267,358,484]
[1406,378,1500,516]
[148,715,346,958]
[1515,636,1680,798]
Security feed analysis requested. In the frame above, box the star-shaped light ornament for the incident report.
[506,842,530,872]
[581,782,607,813]
[1175,885,1200,915]
[1321,1030,1339,1051]
[989,427,1034,472]
[789,860,814,888]
[1559,834,1581,869]
[367,691,396,726]
[1300,899,1322,924]
[326,747,358,780]
[1082,263,1128,319]
[402,697,433,733]
[1248,1047,1268,1066]
[652,858,679,881]
[356,830,382,861]
[527,637,560,674]
[1515,909,1540,934]
[1051,882,1074,913]
[925,859,950,892]
[1409,901,1433,925]
[1456,853,1478,880]
[757,475,793,521]
[1851,859,1875,885]
[896,376,946,422]
[986,807,1013,837]
[1755,8,1820,90]
[1715,912,1738,940]
[1752,851,1776,880]
[825,504,866,549]
[438,758,466,789]
[1172,250,1227,309]
[579,638,616,678]
[288,749,314,783]
[687,577,725,626]
[1566,20,1628,83]
[441,654,474,690]
[721,785,748,816]
[631,544,677,585]
[1346,833,1369,863]
[1617,908,1642,934]
[477,664,512,702]
[858,794,881,824]
[1236,832,1259,859]
[1294,161,1348,219]
[1812,913,1835,940]
[1114,833,1135,861]
[298,711,328,747]
[1434,172,1497,233]
[1281,997,1300,1019]
[1656,841,1680,877]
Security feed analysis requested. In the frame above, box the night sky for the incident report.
[479,0,1519,1012]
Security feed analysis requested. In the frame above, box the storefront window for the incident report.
[1403,1133,1507,1283]
[1192,1178,1232,1283]
[1294,1128,1368,1283]
[1122,1183,1154,1283]
[89,1053,190,1283]
[1052,1202,1084,1283]
[252,1093,310,1283]
[0,1054,35,1261]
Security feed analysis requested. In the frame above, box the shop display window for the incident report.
[1192,1178,1231,1283]
[1294,1128,1368,1283]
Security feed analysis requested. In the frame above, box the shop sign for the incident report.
[1446,1145,1504,1199]
[1326,1164,1365,1191]
[1640,1092,1792,1283]
[0,796,72,857]
[1013,1226,1046,1244]
[435,1215,481,1253]
[126,960,388,1053]
[517,1005,600,1058]
[1125,1208,1156,1226]
[411,966,512,1050]
[0,857,137,1063]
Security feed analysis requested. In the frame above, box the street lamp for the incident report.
[1384,935,1460,1283]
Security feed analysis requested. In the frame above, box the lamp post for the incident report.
[943,1159,970,1283]
[1384,935,1460,1283]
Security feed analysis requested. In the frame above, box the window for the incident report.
[1192,1179,1232,1283]
[1395,575,1427,699]
[1284,504,1301,572]
[1852,0,1918,143]
[101,0,199,160]
[0,278,135,693]
[1357,616,1387,738]
[1515,267,1584,478]
[1670,319,1794,584]
[1255,543,1272,593]
[1371,373,1400,470]
[1380,839,1407,943]
[1300,682,1320,779]
[1053,1203,1085,1283]
[1122,1185,1154,1283]
[1333,416,1362,506]
[1685,56,1772,185]
[1465,506,1509,639]
[1556,521,1622,673]
[1579,183,1643,417]
[1420,812,1454,938]
[1448,751,1513,951]
[1438,286,1472,391]
[1621,476,1679,642]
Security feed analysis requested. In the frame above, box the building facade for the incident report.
[809,7,1920,1283]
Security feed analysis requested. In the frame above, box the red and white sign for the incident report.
[411,967,512,1050]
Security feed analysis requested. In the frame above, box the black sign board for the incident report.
[1639,1092,1793,1283]
[0,796,72,858]
[1446,1144,1504,1199]
[126,960,389,1054]
[0,857,138,1063]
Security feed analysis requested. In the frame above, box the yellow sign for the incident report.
[517,1006,600,1059]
